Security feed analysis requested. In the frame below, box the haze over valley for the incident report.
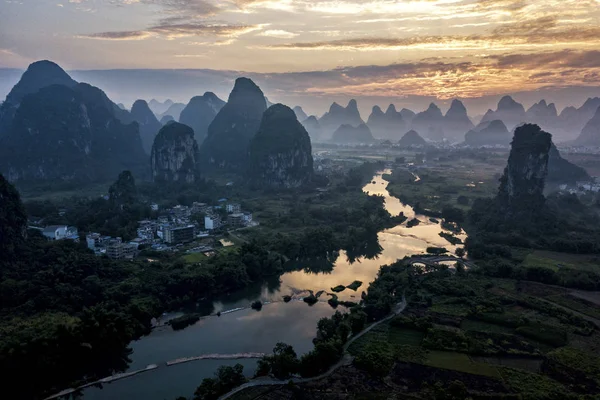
[1,1,600,400]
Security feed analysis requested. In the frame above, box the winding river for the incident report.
[81,170,465,400]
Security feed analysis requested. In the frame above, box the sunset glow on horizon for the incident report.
[1,0,600,100]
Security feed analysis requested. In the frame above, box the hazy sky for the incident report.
[1,0,600,100]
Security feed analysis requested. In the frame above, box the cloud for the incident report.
[80,23,263,40]
[80,0,267,41]
[474,0,527,13]
[79,30,152,40]
[110,0,219,15]
[264,20,600,51]
[242,49,600,99]
[258,29,298,38]
[487,49,600,70]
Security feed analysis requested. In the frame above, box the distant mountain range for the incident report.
[301,96,600,145]
[0,59,595,188]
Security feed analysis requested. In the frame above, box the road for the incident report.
[218,294,407,400]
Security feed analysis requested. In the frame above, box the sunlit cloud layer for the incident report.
[1,0,599,98]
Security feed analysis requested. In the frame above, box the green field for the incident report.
[388,327,425,346]
[348,324,424,355]
[545,294,600,321]
[430,302,471,317]
[471,356,542,373]
[182,252,208,263]
[522,250,600,273]
[461,319,516,335]
[425,351,501,378]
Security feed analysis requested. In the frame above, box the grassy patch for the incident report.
[386,163,501,214]
[182,252,208,263]
[522,250,600,273]
[349,323,425,356]
[217,245,240,256]
[430,302,471,317]
[425,351,501,378]
[471,356,542,373]
[545,294,600,320]
[461,319,515,335]
[388,327,425,346]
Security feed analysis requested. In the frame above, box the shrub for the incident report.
[354,342,395,377]
[170,314,200,331]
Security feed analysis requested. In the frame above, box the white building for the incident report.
[205,215,222,230]
[43,225,78,241]
[43,225,68,240]
[226,203,241,213]
[86,233,102,250]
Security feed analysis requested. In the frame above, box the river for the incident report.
[81,170,465,400]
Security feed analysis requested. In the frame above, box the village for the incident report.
[32,199,256,260]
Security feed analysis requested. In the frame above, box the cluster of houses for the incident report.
[34,199,255,260]
[85,234,139,260]
[86,200,254,259]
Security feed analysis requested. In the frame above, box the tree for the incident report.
[255,358,271,377]
[317,317,337,341]
[193,364,246,400]
[354,343,394,377]
[0,174,27,262]
[441,206,465,224]
[348,308,367,335]
[267,343,299,379]
[108,171,138,210]
[455,248,465,258]
[457,195,470,206]
[193,378,219,400]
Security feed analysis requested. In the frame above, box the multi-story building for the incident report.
[106,238,124,259]
[171,205,191,219]
[192,202,210,214]
[164,225,195,244]
[106,237,138,260]
[122,243,138,259]
[86,233,102,250]
[205,215,222,230]
[228,213,245,227]
[226,203,241,213]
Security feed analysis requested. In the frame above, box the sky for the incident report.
[1,0,600,108]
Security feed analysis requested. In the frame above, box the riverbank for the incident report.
[75,170,469,400]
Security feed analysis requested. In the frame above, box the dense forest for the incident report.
[0,161,394,399]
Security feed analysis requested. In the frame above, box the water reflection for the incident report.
[82,170,466,400]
